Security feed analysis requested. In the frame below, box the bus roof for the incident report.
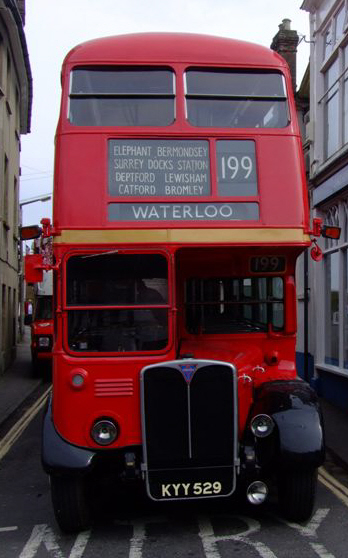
[64,32,287,70]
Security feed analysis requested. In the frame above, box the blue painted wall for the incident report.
[297,351,348,412]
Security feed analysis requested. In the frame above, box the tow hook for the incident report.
[124,452,138,479]
[243,445,256,470]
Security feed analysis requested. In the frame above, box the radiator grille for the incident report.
[141,360,237,500]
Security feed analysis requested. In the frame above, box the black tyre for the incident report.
[278,468,318,522]
[50,475,91,533]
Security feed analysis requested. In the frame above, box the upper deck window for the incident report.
[185,69,289,128]
[69,67,175,126]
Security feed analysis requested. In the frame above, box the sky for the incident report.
[19,0,310,227]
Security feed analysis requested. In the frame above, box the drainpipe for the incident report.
[304,247,309,383]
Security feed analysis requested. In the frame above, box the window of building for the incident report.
[324,59,340,157]
[2,284,6,349]
[325,250,339,365]
[6,49,11,104]
[15,87,20,131]
[12,288,16,345]
[323,25,333,60]
[8,286,12,347]
[69,67,175,127]
[185,69,289,128]
[336,4,346,42]
[344,44,348,144]
[3,154,9,224]
[320,2,348,160]
[0,35,4,91]
[319,200,348,372]
[13,177,18,229]
[323,2,348,61]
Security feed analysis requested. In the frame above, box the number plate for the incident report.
[147,467,235,500]
[250,256,286,273]
[160,480,223,498]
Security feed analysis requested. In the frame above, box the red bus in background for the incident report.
[22,33,334,532]
[30,271,53,375]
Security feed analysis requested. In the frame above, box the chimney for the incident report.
[271,19,299,92]
[16,0,26,25]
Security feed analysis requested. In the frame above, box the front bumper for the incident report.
[42,398,96,475]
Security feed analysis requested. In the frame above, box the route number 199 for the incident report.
[251,256,286,273]
[221,155,253,180]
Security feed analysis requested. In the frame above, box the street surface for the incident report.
[1,399,348,558]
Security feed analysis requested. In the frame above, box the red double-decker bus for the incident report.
[23,33,333,532]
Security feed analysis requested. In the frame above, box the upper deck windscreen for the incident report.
[185,69,289,128]
[68,66,289,129]
[69,67,175,126]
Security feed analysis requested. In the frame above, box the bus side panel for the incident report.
[53,134,107,228]
[257,135,308,228]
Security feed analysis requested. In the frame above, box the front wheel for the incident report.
[278,468,318,523]
[50,475,91,533]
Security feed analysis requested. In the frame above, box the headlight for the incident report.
[91,419,119,446]
[250,414,274,438]
[38,336,51,348]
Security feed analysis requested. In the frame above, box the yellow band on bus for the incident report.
[55,228,311,245]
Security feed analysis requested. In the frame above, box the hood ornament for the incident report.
[180,363,197,384]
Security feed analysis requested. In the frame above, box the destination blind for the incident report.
[108,139,210,197]
[108,139,259,222]
[108,203,259,221]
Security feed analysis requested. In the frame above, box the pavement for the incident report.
[320,397,348,469]
[0,330,348,470]
[0,327,41,426]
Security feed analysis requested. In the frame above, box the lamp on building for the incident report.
[20,193,51,206]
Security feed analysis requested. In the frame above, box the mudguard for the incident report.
[42,398,96,475]
[251,380,325,470]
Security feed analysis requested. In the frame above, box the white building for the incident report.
[301,0,348,409]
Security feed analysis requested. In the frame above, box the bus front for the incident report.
[39,34,324,532]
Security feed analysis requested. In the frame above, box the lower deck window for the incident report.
[66,253,168,352]
[68,308,167,352]
[185,277,284,334]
